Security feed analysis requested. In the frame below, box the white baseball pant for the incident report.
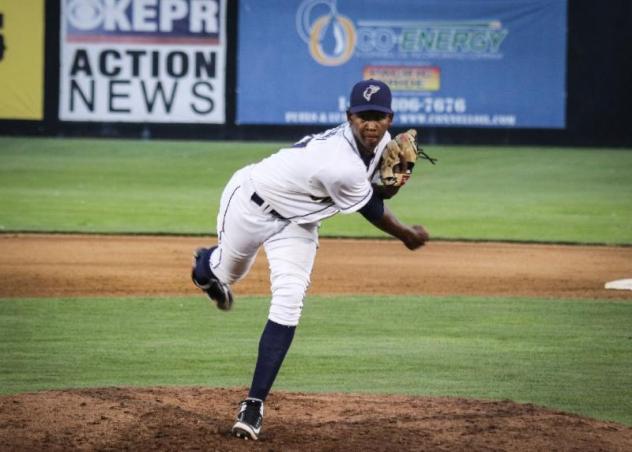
[209,166,318,326]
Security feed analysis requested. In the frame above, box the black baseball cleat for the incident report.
[191,247,233,311]
[232,398,264,440]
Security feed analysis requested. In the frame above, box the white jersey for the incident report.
[249,122,391,224]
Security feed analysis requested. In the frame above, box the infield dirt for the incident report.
[1,234,631,450]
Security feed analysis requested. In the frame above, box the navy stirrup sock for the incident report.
[193,248,213,283]
[248,320,296,401]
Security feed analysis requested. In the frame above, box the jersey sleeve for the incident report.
[319,166,373,214]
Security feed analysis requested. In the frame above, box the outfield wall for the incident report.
[0,0,630,147]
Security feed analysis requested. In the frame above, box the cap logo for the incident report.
[363,85,380,101]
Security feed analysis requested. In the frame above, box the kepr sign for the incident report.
[59,0,226,123]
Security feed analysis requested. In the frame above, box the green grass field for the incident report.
[1,296,631,425]
[1,137,631,426]
[1,137,631,243]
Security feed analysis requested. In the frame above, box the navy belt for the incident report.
[251,192,286,220]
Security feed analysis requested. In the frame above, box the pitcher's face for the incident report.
[347,111,393,153]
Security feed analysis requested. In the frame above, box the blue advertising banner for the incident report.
[236,0,567,128]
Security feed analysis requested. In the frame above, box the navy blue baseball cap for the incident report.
[348,79,393,114]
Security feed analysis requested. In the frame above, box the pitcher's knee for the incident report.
[210,244,256,285]
[268,283,308,327]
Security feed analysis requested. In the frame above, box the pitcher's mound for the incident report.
[1,387,630,451]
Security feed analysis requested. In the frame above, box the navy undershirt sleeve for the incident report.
[359,191,385,223]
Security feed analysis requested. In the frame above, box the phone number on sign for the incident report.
[392,97,466,114]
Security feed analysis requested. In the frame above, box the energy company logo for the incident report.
[356,19,509,57]
[296,2,509,66]
[296,0,356,67]
[64,0,221,44]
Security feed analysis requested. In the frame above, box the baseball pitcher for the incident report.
[192,79,435,440]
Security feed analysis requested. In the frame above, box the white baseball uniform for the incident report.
[209,122,391,326]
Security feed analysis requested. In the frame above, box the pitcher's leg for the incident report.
[264,230,318,326]
[210,170,261,285]
[245,224,318,402]
[193,167,288,307]
[210,166,288,285]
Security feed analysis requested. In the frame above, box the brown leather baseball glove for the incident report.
[378,129,436,187]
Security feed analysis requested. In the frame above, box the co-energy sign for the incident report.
[297,0,508,66]
[238,0,566,129]
[60,0,226,123]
